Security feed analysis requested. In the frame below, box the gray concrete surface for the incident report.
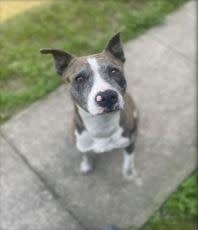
[0,1,197,230]
[0,137,84,230]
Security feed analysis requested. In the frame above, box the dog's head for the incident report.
[40,33,127,115]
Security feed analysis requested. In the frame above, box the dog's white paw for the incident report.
[80,159,93,174]
[123,168,134,181]
[123,168,142,186]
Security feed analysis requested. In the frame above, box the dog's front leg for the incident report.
[123,143,142,185]
[80,153,93,174]
[122,142,136,178]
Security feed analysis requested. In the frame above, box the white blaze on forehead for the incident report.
[87,57,123,115]
[87,58,100,76]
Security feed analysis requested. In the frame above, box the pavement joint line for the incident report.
[0,131,89,230]
[147,32,195,64]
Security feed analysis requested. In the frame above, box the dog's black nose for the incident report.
[95,90,118,108]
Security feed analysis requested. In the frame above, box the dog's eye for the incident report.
[110,68,120,76]
[75,73,87,83]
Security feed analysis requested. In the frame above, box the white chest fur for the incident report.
[75,108,130,153]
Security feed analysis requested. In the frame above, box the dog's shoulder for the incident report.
[73,105,85,134]
[120,93,138,138]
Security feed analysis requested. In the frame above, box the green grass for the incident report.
[140,172,198,230]
[0,0,188,124]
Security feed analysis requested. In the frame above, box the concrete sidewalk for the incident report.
[0,1,196,230]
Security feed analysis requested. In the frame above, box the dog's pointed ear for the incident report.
[105,32,125,62]
[40,48,73,76]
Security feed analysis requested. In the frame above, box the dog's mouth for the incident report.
[97,104,121,115]
[105,104,120,112]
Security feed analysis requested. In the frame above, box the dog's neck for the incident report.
[77,106,121,138]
